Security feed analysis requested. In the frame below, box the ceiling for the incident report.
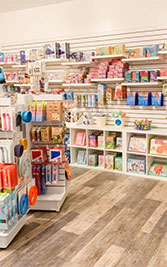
[0,0,73,13]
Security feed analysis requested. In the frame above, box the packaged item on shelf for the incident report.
[49,147,64,163]
[31,147,48,164]
[88,154,98,167]
[163,84,167,96]
[65,67,90,84]
[160,69,167,77]
[75,132,86,146]
[151,92,163,106]
[29,102,36,121]
[116,137,122,150]
[132,71,140,82]
[98,83,107,105]
[46,101,63,121]
[125,71,132,82]
[138,92,151,106]
[128,157,146,174]
[150,137,167,155]
[111,44,126,55]
[112,111,126,128]
[0,52,4,63]
[143,45,159,57]
[51,127,64,144]
[140,71,150,82]
[127,92,138,105]
[128,135,146,153]
[41,127,51,142]
[55,42,70,59]
[134,119,152,131]
[150,70,159,82]
[20,50,26,65]
[106,135,116,149]
[128,48,143,58]
[96,47,111,56]
[106,88,114,104]
[98,136,104,148]
[98,155,104,167]
[1,108,15,131]
[43,43,56,59]
[149,161,167,177]
[115,156,122,171]
[105,153,117,170]
[89,135,97,148]
[77,150,87,165]
[114,84,127,100]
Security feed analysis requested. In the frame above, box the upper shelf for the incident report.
[91,54,127,60]
[122,82,162,87]
[158,50,167,55]
[91,78,124,83]
[122,56,160,63]
[12,64,26,69]
[61,61,93,67]
[62,83,94,88]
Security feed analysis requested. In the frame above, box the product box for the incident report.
[43,43,56,59]
[105,154,117,170]
[128,135,146,153]
[88,154,98,167]
[149,161,167,177]
[143,45,159,57]
[163,84,167,96]
[128,157,146,174]
[150,137,167,155]
[36,102,46,122]
[75,132,86,146]
[46,101,63,121]
[106,136,116,149]
[89,135,97,147]
[51,127,64,143]
[111,44,126,55]
[116,137,122,150]
[140,71,150,82]
[98,83,107,105]
[55,42,70,59]
[150,70,159,82]
[160,69,167,77]
[127,92,138,105]
[20,50,26,65]
[41,127,51,142]
[132,71,140,83]
[0,52,4,62]
[96,47,111,56]
[98,155,104,167]
[151,92,163,106]
[106,88,114,104]
[115,156,122,171]
[77,150,87,165]
[125,71,132,82]
[114,84,127,100]
[138,92,151,106]
[98,136,104,148]
[128,48,143,58]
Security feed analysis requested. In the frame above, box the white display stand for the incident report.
[31,95,69,212]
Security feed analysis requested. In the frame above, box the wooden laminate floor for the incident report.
[1,168,167,267]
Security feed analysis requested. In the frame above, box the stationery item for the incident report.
[49,147,64,163]
[134,119,152,131]
[89,135,97,147]
[138,92,151,106]
[151,92,163,106]
[41,166,46,194]
[127,92,138,105]
[143,45,159,57]
[46,164,52,184]
[31,147,47,164]
[128,157,146,174]
[77,150,87,165]
[150,137,167,155]
[36,166,41,195]
[75,132,86,146]
[129,48,143,58]
[149,161,167,177]
[128,135,146,153]
[116,137,122,150]
[98,136,104,148]
[140,71,150,82]
[114,84,127,100]
[132,71,140,82]
[46,101,63,121]
[98,84,107,105]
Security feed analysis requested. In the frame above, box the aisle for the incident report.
[1,167,167,267]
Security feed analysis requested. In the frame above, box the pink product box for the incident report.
[98,155,104,168]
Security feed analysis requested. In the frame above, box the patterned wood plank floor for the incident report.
[1,168,167,267]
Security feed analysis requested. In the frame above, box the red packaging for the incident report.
[2,164,18,190]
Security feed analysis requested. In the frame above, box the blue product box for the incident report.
[138,92,151,106]
[128,157,146,175]
[20,50,26,65]
[143,45,159,57]
[0,52,4,63]
[127,92,138,105]
[151,92,163,106]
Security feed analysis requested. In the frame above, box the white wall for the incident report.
[0,0,167,45]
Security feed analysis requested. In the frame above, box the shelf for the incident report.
[127,151,146,156]
[91,78,124,83]
[32,94,62,101]
[48,80,63,84]
[42,58,68,64]
[147,153,167,159]
[5,80,18,84]
[12,64,26,69]
[91,54,127,60]
[88,147,104,150]
[70,163,123,174]
[14,84,31,87]
[157,76,167,81]
[67,124,124,132]
[122,56,159,63]
[61,61,93,67]
[122,82,161,87]
[62,83,93,88]
[0,215,26,248]
[32,121,63,126]
[105,148,122,153]
[70,145,86,148]
[158,51,167,55]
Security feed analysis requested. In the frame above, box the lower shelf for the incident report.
[70,163,123,174]
[0,215,26,248]
[31,188,68,212]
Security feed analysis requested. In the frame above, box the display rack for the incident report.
[30,94,69,212]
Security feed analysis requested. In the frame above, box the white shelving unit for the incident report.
[62,83,93,88]
[14,84,31,87]
[61,61,93,67]
[12,64,26,69]
[157,76,167,81]
[122,56,160,63]
[68,124,167,181]
[122,82,162,87]
[91,78,124,83]
[48,79,63,84]
[91,54,127,60]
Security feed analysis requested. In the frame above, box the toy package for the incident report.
[116,137,122,150]
[127,92,138,105]
[98,83,107,105]
[98,136,104,148]
[98,155,104,167]
[160,69,167,77]
[77,150,87,165]
[151,92,163,106]
[114,84,127,100]
[106,88,114,104]
[163,84,167,96]
[128,157,146,174]
[132,71,140,82]
[43,43,56,59]
[143,45,159,57]
[105,153,117,170]
[134,119,152,131]
[75,132,86,146]
[106,135,116,149]
[140,71,150,82]
[125,71,132,82]
[88,154,98,167]
[128,48,143,58]
[115,156,122,171]
[0,52,4,63]
[150,137,167,155]
[138,92,151,106]
[150,70,159,82]
[128,135,146,153]
[89,135,97,147]
[149,161,167,177]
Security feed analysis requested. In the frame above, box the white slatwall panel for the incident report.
[2,28,167,128]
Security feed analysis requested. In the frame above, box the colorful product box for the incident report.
[150,70,159,82]
[149,161,167,177]
[140,71,150,82]
[163,84,167,96]
[105,154,117,170]
[125,71,132,82]
[138,92,151,106]
[150,137,167,155]
[98,136,104,148]
[132,71,140,82]
[98,155,104,168]
[115,156,122,171]
[75,132,86,146]
[129,48,143,58]
[128,135,146,153]
[160,69,167,77]
[128,157,146,174]
[89,135,97,147]
[151,92,163,106]
[143,45,159,57]
[106,136,116,149]
[98,83,107,105]
[88,154,98,167]
[127,92,138,105]
[116,137,122,150]
[114,84,127,100]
